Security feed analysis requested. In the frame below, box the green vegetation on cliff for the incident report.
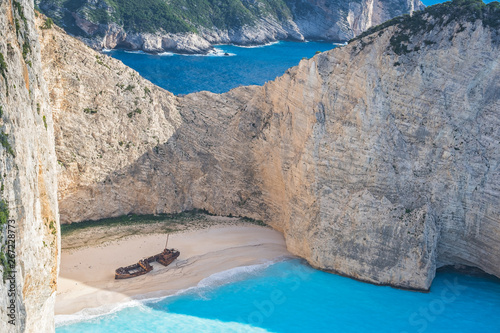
[93,0,195,33]
[0,53,7,85]
[354,0,499,40]
[37,0,295,34]
[0,104,15,156]
[351,0,499,55]
[0,199,8,226]
[40,17,54,29]
[0,133,15,157]
[60,209,266,238]
[350,0,498,55]
[0,199,10,281]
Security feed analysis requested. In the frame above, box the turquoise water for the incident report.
[57,259,500,333]
[106,41,337,95]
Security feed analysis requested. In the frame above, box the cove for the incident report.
[106,41,338,95]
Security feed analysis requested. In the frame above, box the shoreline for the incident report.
[56,219,292,316]
[99,38,347,56]
[55,258,288,327]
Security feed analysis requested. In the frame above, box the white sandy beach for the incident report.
[56,223,292,315]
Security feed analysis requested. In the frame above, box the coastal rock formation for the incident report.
[41,0,500,291]
[36,0,424,53]
[89,29,214,54]
[0,0,59,332]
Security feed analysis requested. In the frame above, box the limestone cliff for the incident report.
[0,0,59,332]
[36,17,182,222]
[41,0,500,292]
[36,0,424,54]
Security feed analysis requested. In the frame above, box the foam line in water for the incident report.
[230,41,280,48]
[182,48,236,57]
[145,312,272,332]
[102,48,235,57]
[55,258,290,327]
[55,300,146,327]
[146,257,290,304]
[210,48,236,56]
[124,50,146,54]
[196,260,276,288]
[59,310,272,332]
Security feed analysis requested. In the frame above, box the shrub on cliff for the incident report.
[41,17,53,29]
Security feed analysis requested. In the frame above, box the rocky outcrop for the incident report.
[36,0,424,54]
[288,0,424,39]
[0,1,59,332]
[84,28,214,54]
[41,0,500,292]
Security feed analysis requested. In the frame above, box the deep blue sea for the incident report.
[105,41,337,95]
[56,259,500,333]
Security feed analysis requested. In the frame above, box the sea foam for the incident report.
[55,300,146,327]
[55,259,285,327]
[230,41,280,48]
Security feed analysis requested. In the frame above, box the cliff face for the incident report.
[286,0,423,38]
[0,1,59,332]
[36,0,424,53]
[36,19,182,222]
[42,0,500,291]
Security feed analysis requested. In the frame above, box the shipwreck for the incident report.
[115,236,180,279]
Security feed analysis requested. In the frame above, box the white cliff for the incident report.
[0,0,59,332]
